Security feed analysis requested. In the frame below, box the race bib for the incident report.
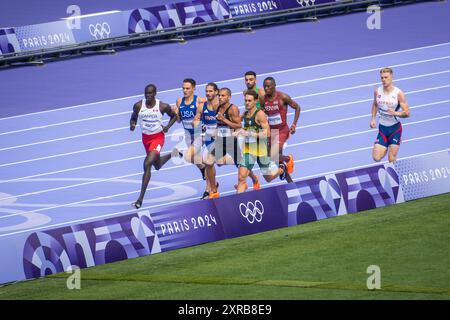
[205,124,217,135]
[268,114,282,126]
[245,135,257,144]
[183,119,193,129]
[218,127,232,137]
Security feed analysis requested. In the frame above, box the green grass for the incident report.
[1,193,449,300]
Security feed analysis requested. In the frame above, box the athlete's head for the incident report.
[144,84,157,102]
[205,82,218,101]
[244,90,258,111]
[244,71,257,90]
[218,88,231,105]
[182,78,196,98]
[380,68,393,88]
[263,77,276,96]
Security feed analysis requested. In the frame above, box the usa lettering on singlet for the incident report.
[138,99,163,135]
[179,95,198,131]
[376,86,401,126]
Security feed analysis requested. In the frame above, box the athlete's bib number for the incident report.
[268,114,282,126]
[142,121,160,132]
[218,127,232,137]
[245,135,257,144]
[183,119,193,129]
[205,124,217,135]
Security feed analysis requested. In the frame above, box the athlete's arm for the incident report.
[227,105,243,130]
[370,90,377,128]
[130,102,141,131]
[192,100,204,128]
[254,110,270,139]
[174,98,182,123]
[161,102,177,133]
[388,91,410,118]
[257,87,266,101]
[282,93,301,134]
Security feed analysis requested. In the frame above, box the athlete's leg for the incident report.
[388,145,400,163]
[263,167,284,182]
[237,166,250,193]
[386,123,402,163]
[373,144,387,162]
[133,151,159,208]
[260,155,285,182]
[153,152,171,170]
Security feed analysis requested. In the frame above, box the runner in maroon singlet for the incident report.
[261,77,301,181]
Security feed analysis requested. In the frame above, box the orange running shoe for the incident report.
[286,154,294,174]
[253,175,260,190]
[209,191,220,199]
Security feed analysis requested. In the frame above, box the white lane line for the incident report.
[297,70,450,99]
[0,44,448,122]
[0,148,447,238]
[0,56,450,136]
[1,84,448,152]
[0,132,447,220]
[0,109,450,180]
[2,97,448,168]
[0,127,128,152]
[276,55,450,88]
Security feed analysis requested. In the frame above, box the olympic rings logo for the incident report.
[296,0,316,7]
[89,22,111,40]
[239,200,264,224]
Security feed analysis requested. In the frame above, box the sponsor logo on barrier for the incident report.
[89,22,111,40]
[239,200,264,224]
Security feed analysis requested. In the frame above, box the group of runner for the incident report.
[130,68,409,209]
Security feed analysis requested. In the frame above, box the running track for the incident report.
[0,42,449,239]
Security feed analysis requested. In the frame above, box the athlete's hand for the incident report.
[162,125,169,133]
[216,113,224,121]
[387,109,397,116]
[289,124,297,135]
[130,123,136,131]
[370,120,376,128]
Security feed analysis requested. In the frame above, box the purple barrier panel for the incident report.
[281,0,337,10]
[70,13,130,43]
[127,0,231,33]
[334,164,404,213]
[227,0,336,17]
[281,175,346,226]
[20,210,162,280]
[0,28,21,54]
[227,0,283,17]
[14,20,76,52]
[151,199,226,252]
[394,151,450,201]
[213,187,288,238]
[281,164,404,226]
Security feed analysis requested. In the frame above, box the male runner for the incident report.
[235,91,289,193]
[174,78,206,179]
[130,84,178,209]
[193,82,220,199]
[261,77,300,180]
[371,68,410,163]
[244,70,265,109]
